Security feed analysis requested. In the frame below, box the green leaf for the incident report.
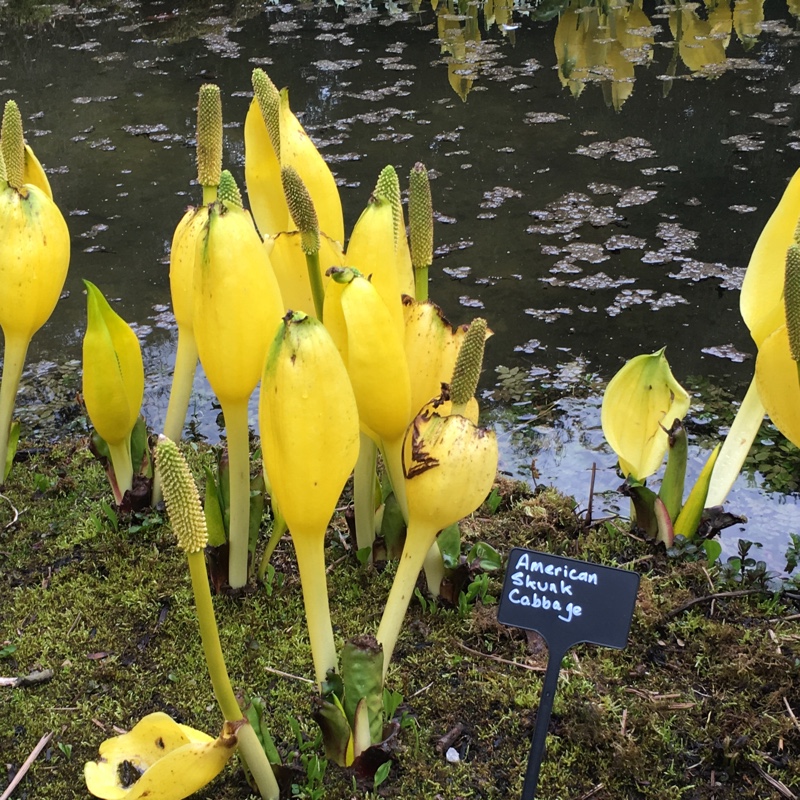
[437,523,461,569]
[3,420,19,481]
[374,760,392,789]
[203,467,227,547]
[702,540,722,565]
[466,540,502,571]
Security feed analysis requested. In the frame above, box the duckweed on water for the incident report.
[1,441,799,799]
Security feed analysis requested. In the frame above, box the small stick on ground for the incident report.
[784,697,800,734]
[0,731,53,800]
[666,589,765,619]
[752,762,796,799]
[455,641,547,673]
[575,783,604,800]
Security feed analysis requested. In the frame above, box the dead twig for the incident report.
[574,783,604,800]
[584,462,596,527]
[0,492,20,529]
[784,697,800,734]
[0,730,53,800]
[666,589,766,619]
[455,641,547,673]
[752,762,796,799]
[261,665,313,684]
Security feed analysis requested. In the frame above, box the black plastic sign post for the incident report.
[497,547,640,800]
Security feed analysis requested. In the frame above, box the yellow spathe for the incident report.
[601,349,691,481]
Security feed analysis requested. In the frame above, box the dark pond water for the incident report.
[1,0,799,569]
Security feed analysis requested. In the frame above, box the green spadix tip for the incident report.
[327,266,360,284]
[409,162,433,269]
[252,68,281,159]
[374,165,402,245]
[451,317,488,406]
[785,243,800,362]
[217,170,242,210]
[281,166,320,255]
[154,436,208,554]
[1,99,25,189]
[196,84,222,189]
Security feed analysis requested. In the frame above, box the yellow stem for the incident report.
[0,333,29,484]
[292,532,337,689]
[162,329,199,443]
[187,551,279,799]
[108,438,134,498]
[153,330,199,504]
[705,378,765,507]
[376,520,437,679]
[354,432,378,555]
[380,435,409,523]
[222,398,252,589]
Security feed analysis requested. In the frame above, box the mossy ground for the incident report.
[1,440,799,800]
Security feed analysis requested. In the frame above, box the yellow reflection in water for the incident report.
[415,0,794,104]
[554,0,654,111]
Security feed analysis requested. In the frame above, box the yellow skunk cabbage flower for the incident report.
[346,193,405,340]
[85,712,239,800]
[162,84,222,446]
[325,272,411,444]
[601,349,690,482]
[82,281,144,498]
[707,169,800,506]
[194,170,284,589]
[755,324,800,448]
[279,88,344,246]
[0,100,70,480]
[260,312,360,686]
[377,407,498,675]
[194,173,283,407]
[245,68,288,238]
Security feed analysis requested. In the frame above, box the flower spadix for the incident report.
[0,100,70,479]
[601,349,690,482]
[84,712,239,800]
[82,280,144,497]
[260,311,360,686]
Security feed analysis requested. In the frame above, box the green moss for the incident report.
[1,442,799,799]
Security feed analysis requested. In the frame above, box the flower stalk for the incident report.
[155,436,279,800]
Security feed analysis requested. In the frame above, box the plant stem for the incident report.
[414,264,429,302]
[380,435,409,523]
[353,432,378,555]
[292,532,337,688]
[0,333,29,485]
[107,438,134,498]
[153,331,199,504]
[187,550,279,800]
[304,250,325,321]
[376,520,436,679]
[222,398,252,589]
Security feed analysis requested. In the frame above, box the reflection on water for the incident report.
[0,1,799,570]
